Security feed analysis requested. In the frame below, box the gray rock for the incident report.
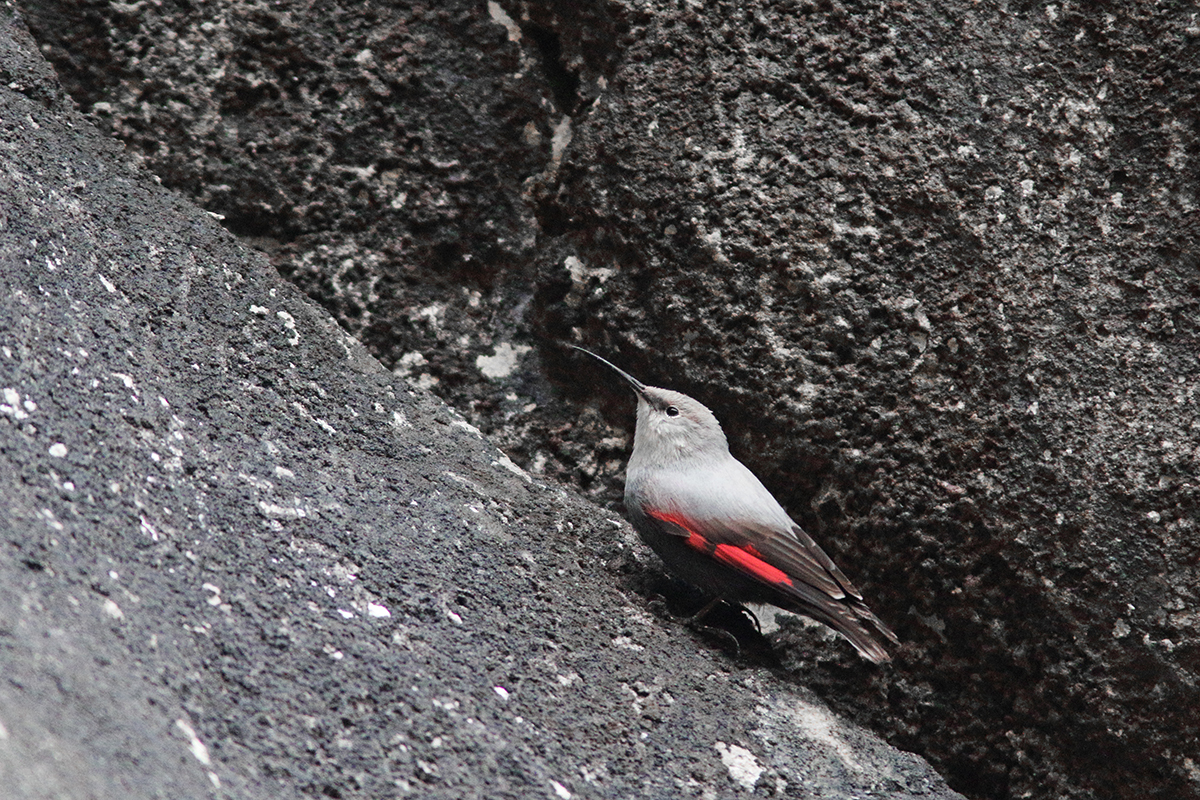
[23,0,1200,798]
[0,11,960,800]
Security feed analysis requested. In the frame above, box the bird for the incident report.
[572,345,898,663]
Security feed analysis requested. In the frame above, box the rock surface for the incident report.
[18,1,1200,799]
[0,8,959,800]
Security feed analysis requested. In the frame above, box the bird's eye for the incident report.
[665,406,680,417]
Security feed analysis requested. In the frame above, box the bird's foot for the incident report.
[685,616,742,656]
[738,605,763,636]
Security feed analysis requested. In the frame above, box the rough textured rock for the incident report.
[0,8,960,800]
[533,6,1200,800]
[19,1,1200,799]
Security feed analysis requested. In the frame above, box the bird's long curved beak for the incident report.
[571,345,648,398]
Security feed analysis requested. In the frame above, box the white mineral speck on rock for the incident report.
[174,719,211,766]
[103,598,124,621]
[611,636,644,652]
[487,1,522,42]
[714,742,762,790]
[493,454,532,482]
[476,342,531,379]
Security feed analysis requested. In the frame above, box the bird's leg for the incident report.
[685,594,727,624]
[686,597,761,634]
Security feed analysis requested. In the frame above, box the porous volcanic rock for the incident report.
[1,8,961,800]
[21,1,1200,799]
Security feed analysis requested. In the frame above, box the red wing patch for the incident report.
[649,509,695,534]
[649,510,794,588]
[712,543,791,586]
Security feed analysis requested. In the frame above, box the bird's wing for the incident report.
[635,460,898,662]
[646,509,853,602]
[641,459,863,601]
[646,505,897,660]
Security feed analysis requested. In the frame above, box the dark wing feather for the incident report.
[648,509,898,662]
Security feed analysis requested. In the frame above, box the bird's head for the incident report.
[632,385,728,461]
[571,346,729,464]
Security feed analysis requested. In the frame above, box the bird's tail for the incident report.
[779,590,898,664]
[809,601,896,664]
